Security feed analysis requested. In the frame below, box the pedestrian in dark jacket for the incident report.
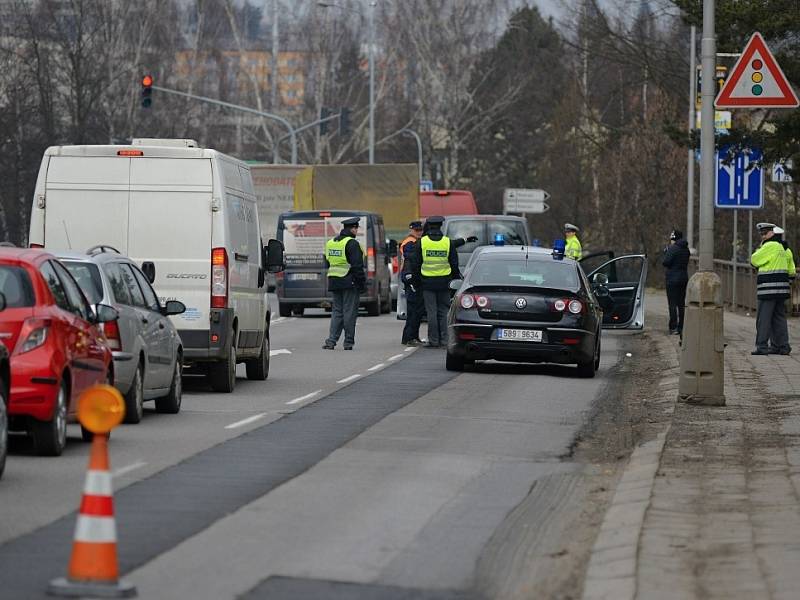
[662,229,690,335]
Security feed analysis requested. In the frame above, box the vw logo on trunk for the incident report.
[515,298,527,309]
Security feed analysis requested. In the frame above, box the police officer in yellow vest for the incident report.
[408,215,460,347]
[322,217,366,350]
[751,222,791,355]
[564,223,582,261]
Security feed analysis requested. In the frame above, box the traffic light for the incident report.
[141,75,153,108]
[339,108,351,137]
[320,107,331,135]
[750,58,764,96]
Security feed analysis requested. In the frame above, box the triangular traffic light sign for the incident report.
[715,32,799,109]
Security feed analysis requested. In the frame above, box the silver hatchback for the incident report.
[56,247,186,424]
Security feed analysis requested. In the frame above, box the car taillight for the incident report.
[211,247,228,308]
[101,318,122,351]
[552,299,567,312]
[460,294,475,309]
[15,318,50,354]
[367,247,376,276]
[568,299,584,314]
[475,295,490,309]
[29,243,44,249]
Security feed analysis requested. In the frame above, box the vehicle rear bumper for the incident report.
[8,359,60,422]
[178,308,234,362]
[447,324,596,364]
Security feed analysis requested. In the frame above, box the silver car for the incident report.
[56,247,186,424]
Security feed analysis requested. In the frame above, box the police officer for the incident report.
[564,223,582,261]
[322,217,366,350]
[409,215,460,347]
[751,222,791,355]
[400,221,425,346]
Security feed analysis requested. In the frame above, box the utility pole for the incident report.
[687,25,696,249]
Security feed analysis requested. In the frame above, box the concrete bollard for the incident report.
[678,271,725,406]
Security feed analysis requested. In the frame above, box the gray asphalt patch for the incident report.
[239,576,480,600]
[0,350,458,599]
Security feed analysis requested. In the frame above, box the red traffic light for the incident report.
[142,75,153,87]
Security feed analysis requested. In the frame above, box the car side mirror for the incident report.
[265,239,285,273]
[0,292,6,312]
[161,300,186,316]
[592,273,608,286]
[141,261,156,284]
[93,303,119,324]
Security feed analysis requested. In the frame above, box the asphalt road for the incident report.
[0,296,638,599]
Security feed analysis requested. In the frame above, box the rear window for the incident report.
[62,261,103,305]
[445,219,528,253]
[488,221,527,246]
[0,266,35,307]
[445,220,485,253]
[470,257,579,289]
[280,216,368,266]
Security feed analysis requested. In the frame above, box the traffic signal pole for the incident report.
[150,84,297,164]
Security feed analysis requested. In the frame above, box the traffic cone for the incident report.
[48,433,136,598]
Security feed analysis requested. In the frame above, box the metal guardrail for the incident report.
[689,257,800,315]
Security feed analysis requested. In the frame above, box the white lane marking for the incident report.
[224,413,267,430]
[271,316,285,324]
[337,373,361,384]
[286,390,321,405]
[270,317,296,325]
[404,347,415,353]
[112,461,147,478]
[388,354,404,361]
[269,348,292,357]
[367,363,385,371]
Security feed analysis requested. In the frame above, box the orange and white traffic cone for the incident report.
[48,433,136,598]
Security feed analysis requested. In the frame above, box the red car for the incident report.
[0,248,117,456]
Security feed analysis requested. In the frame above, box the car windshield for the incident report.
[469,257,579,289]
[0,266,35,307]
[62,261,103,305]
[446,219,528,253]
[446,220,485,252]
[487,221,527,246]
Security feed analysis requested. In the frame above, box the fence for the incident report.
[689,257,800,315]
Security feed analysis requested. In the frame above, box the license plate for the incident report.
[288,273,319,281]
[497,328,542,342]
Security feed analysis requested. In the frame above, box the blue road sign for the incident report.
[419,180,434,192]
[715,145,763,209]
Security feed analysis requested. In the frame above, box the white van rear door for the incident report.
[44,156,130,252]
[128,158,213,332]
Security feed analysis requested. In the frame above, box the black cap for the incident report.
[409,220,423,229]
[670,229,683,240]
[426,215,445,226]
[341,217,361,227]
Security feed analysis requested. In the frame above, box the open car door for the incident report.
[587,255,647,329]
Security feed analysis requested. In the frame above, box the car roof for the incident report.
[0,247,54,263]
[443,215,527,222]
[472,246,572,261]
[54,250,129,264]
[279,210,379,218]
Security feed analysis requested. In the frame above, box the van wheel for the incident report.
[366,299,381,317]
[209,338,236,393]
[246,330,270,381]
[156,356,183,413]
[278,303,291,317]
[33,379,68,456]
[123,364,144,424]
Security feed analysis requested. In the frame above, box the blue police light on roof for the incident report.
[552,238,566,260]
[532,238,542,247]
[493,233,505,246]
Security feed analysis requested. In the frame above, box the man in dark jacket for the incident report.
[322,217,366,350]
[408,215,461,347]
[663,229,690,335]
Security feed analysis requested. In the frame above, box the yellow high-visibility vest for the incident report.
[326,237,351,278]
[420,236,452,277]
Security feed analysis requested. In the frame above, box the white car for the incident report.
[29,139,285,393]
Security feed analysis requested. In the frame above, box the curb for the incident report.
[581,335,678,600]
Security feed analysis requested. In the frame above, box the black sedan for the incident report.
[445,246,645,377]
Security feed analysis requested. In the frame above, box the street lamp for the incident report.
[318,0,377,164]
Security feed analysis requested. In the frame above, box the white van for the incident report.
[29,139,285,393]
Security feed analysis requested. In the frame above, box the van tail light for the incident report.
[15,318,51,354]
[29,243,44,249]
[391,256,399,274]
[211,247,228,308]
[367,247,376,277]
[101,318,122,351]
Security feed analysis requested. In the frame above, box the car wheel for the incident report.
[156,356,183,414]
[445,351,465,372]
[278,303,292,317]
[0,380,7,479]
[33,379,68,456]
[366,299,381,317]
[208,336,236,393]
[594,336,601,371]
[123,363,144,424]
[576,343,598,378]
[246,330,270,381]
